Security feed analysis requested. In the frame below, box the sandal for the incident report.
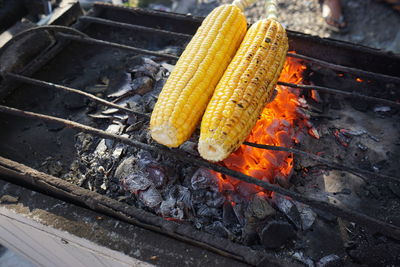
[318,0,348,32]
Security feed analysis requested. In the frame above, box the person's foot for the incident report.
[319,0,347,32]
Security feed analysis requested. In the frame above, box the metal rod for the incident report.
[287,52,400,84]
[79,16,192,39]
[56,32,179,60]
[243,142,399,182]
[54,32,398,108]
[2,72,149,119]
[3,72,398,180]
[278,81,400,108]
[1,104,400,240]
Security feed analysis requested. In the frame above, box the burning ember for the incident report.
[214,55,312,196]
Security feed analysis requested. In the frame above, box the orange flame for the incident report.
[214,54,310,198]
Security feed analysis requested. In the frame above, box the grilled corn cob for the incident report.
[199,0,288,161]
[150,1,255,147]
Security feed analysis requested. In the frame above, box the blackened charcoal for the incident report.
[160,197,185,220]
[236,182,260,199]
[204,221,232,239]
[191,189,206,205]
[292,251,315,267]
[138,186,162,209]
[223,202,240,225]
[205,191,225,208]
[114,156,136,181]
[147,165,167,189]
[295,202,317,231]
[259,220,296,249]
[197,204,221,218]
[316,255,342,267]
[169,185,191,206]
[272,193,302,230]
[160,197,176,217]
[232,203,246,225]
[191,168,219,191]
[131,76,154,96]
[246,194,276,220]
[115,94,144,113]
[130,57,160,79]
[107,72,132,98]
[123,172,152,193]
[136,150,155,169]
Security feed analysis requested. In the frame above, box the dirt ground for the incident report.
[174,0,400,54]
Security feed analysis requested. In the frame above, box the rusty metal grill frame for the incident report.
[0,3,400,265]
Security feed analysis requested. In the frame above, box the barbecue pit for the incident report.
[0,3,400,266]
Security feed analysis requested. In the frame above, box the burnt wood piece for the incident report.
[0,157,283,266]
[1,104,400,242]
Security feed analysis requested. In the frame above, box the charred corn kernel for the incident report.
[150,4,247,147]
[199,18,289,161]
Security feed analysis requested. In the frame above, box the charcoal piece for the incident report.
[136,150,155,169]
[138,186,162,209]
[389,182,400,198]
[116,94,144,113]
[179,141,198,155]
[160,197,184,220]
[191,168,219,191]
[259,220,296,249]
[114,156,136,181]
[272,193,302,229]
[204,221,232,239]
[130,57,160,79]
[196,204,220,218]
[316,255,342,267]
[242,220,260,245]
[146,164,167,189]
[161,62,174,73]
[169,185,191,206]
[295,202,317,231]
[107,71,132,97]
[232,202,245,225]
[292,251,315,267]
[223,202,240,225]
[132,76,154,95]
[373,106,391,112]
[191,189,206,204]
[236,182,259,199]
[205,191,225,208]
[123,172,152,193]
[246,194,276,220]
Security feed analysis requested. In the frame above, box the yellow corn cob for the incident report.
[150,4,248,147]
[198,17,289,162]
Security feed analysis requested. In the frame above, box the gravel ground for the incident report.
[177,0,400,54]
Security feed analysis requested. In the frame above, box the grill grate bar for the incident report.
[56,32,179,60]
[2,71,398,181]
[277,81,400,108]
[1,104,400,241]
[288,52,400,84]
[79,15,193,39]
[2,72,149,119]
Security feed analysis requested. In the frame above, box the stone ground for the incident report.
[0,245,36,267]
[177,0,400,54]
